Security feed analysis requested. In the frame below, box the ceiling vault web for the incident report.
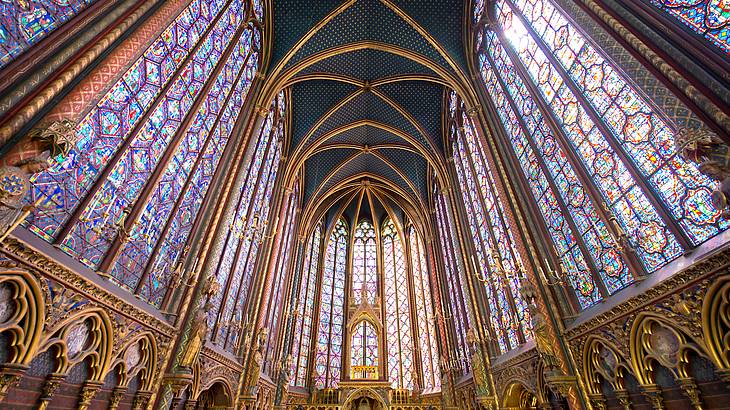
[264,0,476,233]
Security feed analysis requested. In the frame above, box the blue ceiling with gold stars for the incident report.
[267,0,470,217]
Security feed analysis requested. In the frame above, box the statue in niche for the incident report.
[178,301,211,371]
[245,327,267,394]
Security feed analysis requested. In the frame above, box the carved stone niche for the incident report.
[0,119,76,239]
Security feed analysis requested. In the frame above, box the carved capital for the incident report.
[27,119,77,158]
[588,393,608,410]
[108,386,127,410]
[678,378,703,410]
[544,373,576,399]
[77,381,103,410]
[615,389,631,410]
[675,126,730,216]
[38,373,66,410]
[640,384,665,410]
[131,390,153,410]
[0,364,26,401]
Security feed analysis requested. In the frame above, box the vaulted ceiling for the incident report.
[260,0,474,230]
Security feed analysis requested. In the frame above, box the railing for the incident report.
[351,365,378,380]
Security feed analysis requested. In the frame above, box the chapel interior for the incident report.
[0,0,728,409]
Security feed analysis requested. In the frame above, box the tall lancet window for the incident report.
[315,218,348,389]
[351,320,379,378]
[434,187,472,373]
[207,91,284,353]
[352,220,378,304]
[382,218,414,389]
[409,226,440,391]
[263,184,299,374]
[1,0,98,68]
[290,221,323,387]
[449,93,531,354]
[22,0,261,306]
[648,0,729,53]
[474,0,727,310]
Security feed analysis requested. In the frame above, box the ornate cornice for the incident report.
[0,237,174,336]
[564,245,730,340]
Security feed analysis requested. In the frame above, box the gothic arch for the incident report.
[104,332,157,390]
[582,336,636,395]
[0,268,45,367]
[629,313,710,384]
[36,307,113,381]
[702,274,730,372]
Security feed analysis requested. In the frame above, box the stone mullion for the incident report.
[415,231,438,389]
[436,192,479,366]
[306,222,328,391]
[427,204,459,366]
[477,46,607,311]
[136,47,257,298]
[235,151,289,405]
[492,27,639,292]
[267,201,299,374]
[52,0,237,246]
[212,126,274,342]
[442,181,494,371]
[504,0,694,250]
[98,20,250,276]
[274,234,306,405]
[458,118,528,344]
[150,77,265,410]
[433,194,467,363]
[0,0,171,149]
[404,227,425,391]
[450,141,511,352]
[431,207,461,366]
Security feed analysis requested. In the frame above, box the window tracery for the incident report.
[408,225,441,391]
[473,0,727,311]
[382,218,414,389]
[315,218,348,389]
[23,0,261,308]
[448,97,532,354]
[290,221,323,387]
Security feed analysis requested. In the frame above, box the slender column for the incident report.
[149,76,265,410]
[0,0,165,149]
[52,0,235,245]
[98,23,250,275]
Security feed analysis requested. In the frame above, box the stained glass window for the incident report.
[472,0,727,312]
[649,0,730,53]
[291,222,323,387]
[449,96,532,354]
[0,0,97,68]
[409,226,441,391]
[263,185,299,374]
[206,92,284,354]
[351,320,378,378]
[352,220,377,304]
[382,219,414,389]
[314,218,348,389]
[23,0,262,308]
[434,189,471,374]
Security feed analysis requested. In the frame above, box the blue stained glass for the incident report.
[26,0,228,243]
[0,0,97,68]
[111,30,256,298]
[315,219,348,389]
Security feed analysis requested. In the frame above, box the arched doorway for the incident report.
[343,388,387,410]
[503,382,538,410]
[196,381,232,410]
